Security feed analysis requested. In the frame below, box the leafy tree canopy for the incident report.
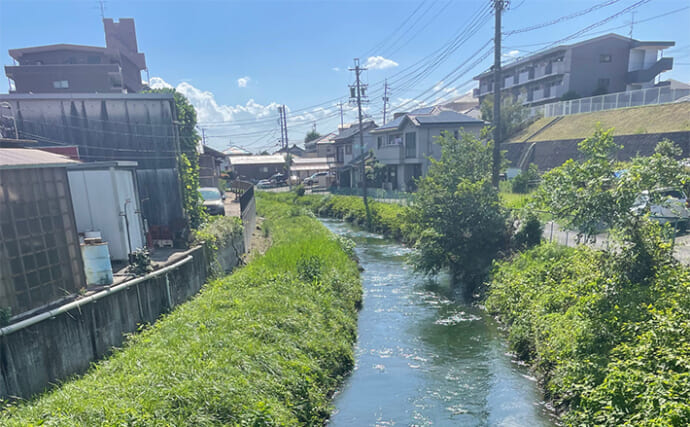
[408,131,508,292]
[480,94,530,140]
[305,130,321,143]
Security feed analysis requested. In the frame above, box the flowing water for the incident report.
[322,219,556,427]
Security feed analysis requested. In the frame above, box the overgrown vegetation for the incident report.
[406,131,508,293]
[147,88,207,229]
[1,198,361,425]
[486,129,690,425]
[262,192,411,242]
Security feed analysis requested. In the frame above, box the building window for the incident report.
[387,134,402,146]
[260,167,268,173]
[52,80,69,89]
[87,55,101,64]
[600,54,612,63]
[405,132,416,158]
[345,144,352,155]
[453,130,460,139]
[377,136,383,149]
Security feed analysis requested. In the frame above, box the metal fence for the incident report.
[530,86,690,118]
[327,187,414,206]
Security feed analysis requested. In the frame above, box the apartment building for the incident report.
[473,33,674,107]
[5,18,147,94]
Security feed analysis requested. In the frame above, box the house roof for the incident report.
[229,154,285,166]
[473,33,675,80]
[334,120,377,142]
[371,106,483,133]
[313,132,337,145]
[0,148,79,170]
[9,44,107,60]
[291,157,334,172]
[223,145,252,156]
[202,145,225,158]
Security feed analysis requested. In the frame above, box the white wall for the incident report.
[68,168,145,261]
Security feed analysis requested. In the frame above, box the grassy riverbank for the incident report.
[1,198,361,425]
[486,243,690,426]
[261,192,411,241]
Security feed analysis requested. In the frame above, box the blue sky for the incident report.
[1,0,689,152]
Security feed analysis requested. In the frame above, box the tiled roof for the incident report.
[0,148,79,169]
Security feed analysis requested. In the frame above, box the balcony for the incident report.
[627,57,673,84]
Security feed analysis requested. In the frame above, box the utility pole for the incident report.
[382,79,390,125]
[278,105,286,149]
[282,104,289,149]
[336,101,344,129]
[492,0,506,188]
[349,58,370,224]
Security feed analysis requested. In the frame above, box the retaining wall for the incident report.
[0,234,244,400]
[504,131,690,171]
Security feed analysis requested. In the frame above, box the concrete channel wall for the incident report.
[0,233,244,400]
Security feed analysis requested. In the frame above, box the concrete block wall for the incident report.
[0,234,245,400]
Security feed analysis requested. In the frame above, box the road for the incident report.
[543,220,690,265]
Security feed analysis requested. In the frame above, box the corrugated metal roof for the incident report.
[229,154,285,165]
[0,148,79,169]
[292,156,332,166]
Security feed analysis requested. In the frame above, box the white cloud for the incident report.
[149,77,346,152]
[364,56,399,70]
[237,76,251,88]
[148,76,173,89]
[332,67,340,72]
[502,49,520,59]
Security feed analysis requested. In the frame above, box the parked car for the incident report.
[256,179,273,189]
[632,188,690,227]
[199,187,226,216]
[270,173,288,187]
[303,171,329,186]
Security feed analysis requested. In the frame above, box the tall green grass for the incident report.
[1,197,361,425]
[261,192,412,242]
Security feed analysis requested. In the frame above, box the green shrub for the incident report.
[486,243,690,425]
[294,184,306,197]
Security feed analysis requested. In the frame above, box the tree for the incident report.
[365,155,387,187]
[535,128,688,282]
[480,94,530,140]
[145,87,207,229]
[407,131,508,294]
[304,130,321,143]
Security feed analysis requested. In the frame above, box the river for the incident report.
[322,219,556,427]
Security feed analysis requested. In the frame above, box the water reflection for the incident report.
[322,219,555,427]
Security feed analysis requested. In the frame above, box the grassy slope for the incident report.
[510,102,690,143]
[1,196,361,426]
[486,243,690,426]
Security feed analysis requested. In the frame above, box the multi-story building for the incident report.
[370,106,485,191]
[473,33,674,107]
[5,18,146,94]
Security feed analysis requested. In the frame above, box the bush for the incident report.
[294,184,306,197]
[486,243,690,425]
